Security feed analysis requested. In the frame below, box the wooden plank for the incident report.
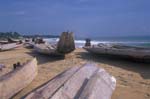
[79,68,116,99]
[51,63,98,99]
[24,66,81,99]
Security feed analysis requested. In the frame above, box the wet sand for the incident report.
[0,47,150,99]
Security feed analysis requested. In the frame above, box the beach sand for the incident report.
[0,47,150,99]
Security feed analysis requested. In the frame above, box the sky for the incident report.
[0,0,150,37]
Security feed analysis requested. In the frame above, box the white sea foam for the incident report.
[44,38,150,48]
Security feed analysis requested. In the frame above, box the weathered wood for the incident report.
[24,66,81,99]
[34,43,63,56]
[0,40,8,44]
[34,44,55,54]
[25,42,35,48]
[7,38,20,43]
[0,43,17,51]
[24,63,116,99]
[0,43,22,51]
[79,68,116,99]
[51,64,98,99]
[0,58,38,99]
[57,32,75,54]
[84,43,150,61]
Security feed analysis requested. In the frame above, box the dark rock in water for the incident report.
[85,38,91,46]
[57,32,75,54]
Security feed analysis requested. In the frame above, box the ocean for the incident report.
[44,36,150,48]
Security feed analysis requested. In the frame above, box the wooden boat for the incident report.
[24,63,116,99]
[83,43,150,61]
[25,42,35,48]
[0,58,38,99]
[7,38,21,43]
[0,43,22,51]
[34,43,64,56]
[0,40,8,44]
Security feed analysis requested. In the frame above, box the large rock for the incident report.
[57,32,75,54]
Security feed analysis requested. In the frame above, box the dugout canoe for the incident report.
[34,43,64,56]
[24,63,116,99]
[0,40,8,44]
[83,43,150,60]
[0,43,21,51]
[0,58,38,99]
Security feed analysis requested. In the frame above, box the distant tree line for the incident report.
[0,32,21,40]
[23,34,59,38]
[0,32,60,40]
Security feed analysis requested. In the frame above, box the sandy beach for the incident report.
[0,46,150,99]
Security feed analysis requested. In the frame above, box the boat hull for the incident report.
[0,58,38,99]
[34,44,63,56]
[84,45,150,61]
[0,43,20,51]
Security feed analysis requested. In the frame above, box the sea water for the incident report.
[44,36,150,48]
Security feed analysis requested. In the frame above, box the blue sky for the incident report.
[0,0,150,37]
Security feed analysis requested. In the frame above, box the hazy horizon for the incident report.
[0,0,150,37]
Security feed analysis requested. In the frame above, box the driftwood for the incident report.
[57,32,75,54]
[24,63,116,99]
[0,58,38,99]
